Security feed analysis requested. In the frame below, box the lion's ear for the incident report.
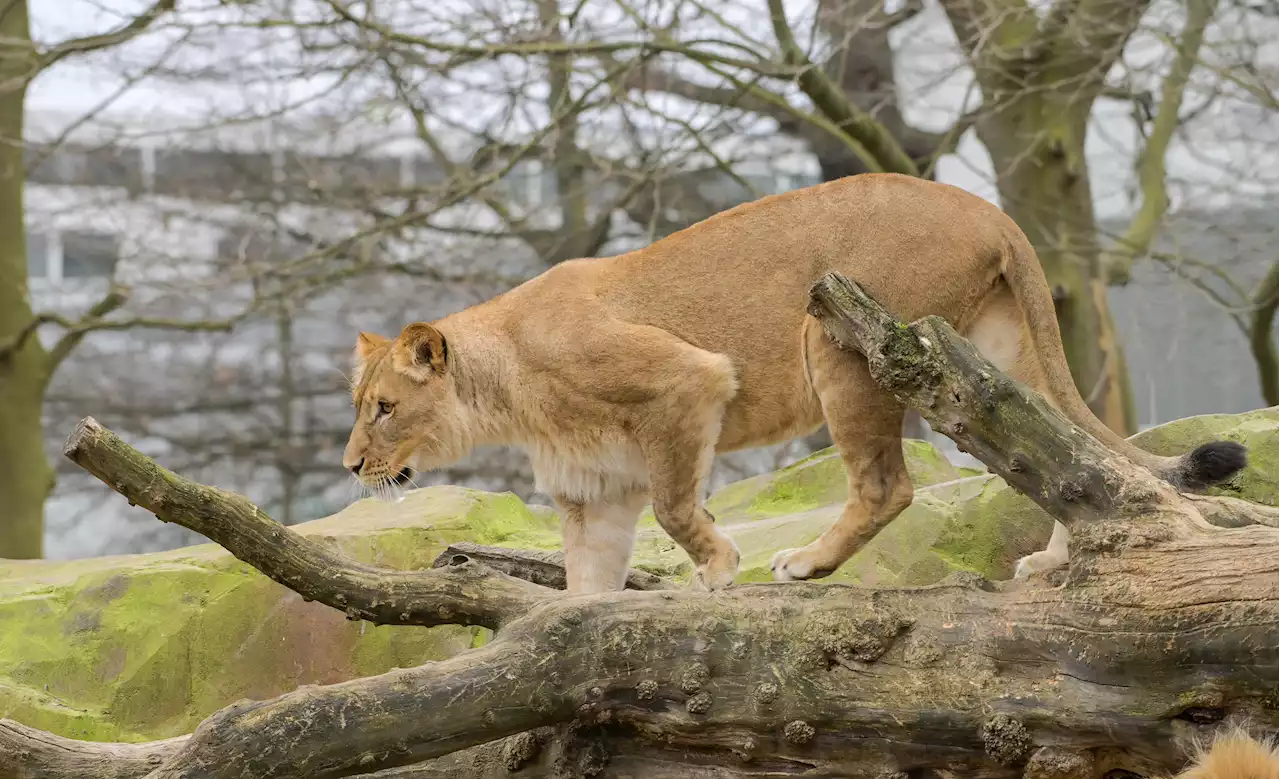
[352,332,390,389]
[392,322,448,381]
[355,331,390,361]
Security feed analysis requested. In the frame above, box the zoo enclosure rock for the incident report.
[0,407,1273,745]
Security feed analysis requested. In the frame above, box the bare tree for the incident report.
[17,0,1275,559]
[306,0,1276,434]
[0,0,208,558]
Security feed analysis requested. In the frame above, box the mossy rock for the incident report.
[630,439,991,584]
[630,407,1277,585]
[1130,406,1278,507]
[1,408,1273,744]
[0,488,560,742]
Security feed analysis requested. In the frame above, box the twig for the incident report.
[764,0,918,176]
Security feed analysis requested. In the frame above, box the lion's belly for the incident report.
[714,371,825,453]
[527,437,649,504]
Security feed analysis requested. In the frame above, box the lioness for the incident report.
[342,173,1246,593]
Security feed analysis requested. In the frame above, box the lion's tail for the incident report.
[1165,725,1278,779]
[999,229,1247,490]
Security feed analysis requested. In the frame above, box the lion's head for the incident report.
[342,322,471,497]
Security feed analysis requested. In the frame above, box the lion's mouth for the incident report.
[391,467,414,487]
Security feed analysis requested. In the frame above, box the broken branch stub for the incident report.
[807,271,1159,526]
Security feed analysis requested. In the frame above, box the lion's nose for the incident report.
[348,458,365,476]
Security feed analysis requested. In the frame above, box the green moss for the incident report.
[0,486,542,743]
[747,458,844,517]
[1130,407,1278,506]
[720,440,973,522]
[461,492,562,548]
[930,479,1051,580]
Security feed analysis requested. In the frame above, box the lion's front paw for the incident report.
[1012,554,1034,580]
[691,528,740,591]
[1012,548,1069,580]
[771,544,840,582]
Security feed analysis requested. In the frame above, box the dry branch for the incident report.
[2,275,1274,779]
[63,417,551,630]
[808,271,1142,524]
[0,720,186,779]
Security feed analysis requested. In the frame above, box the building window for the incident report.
[27,232,48,279]
[61,231,118,279]
[153,149,276,202]
[26,143,144,191]
[279,152,403,202]
[217,224,310,270]
[413,157,446,189]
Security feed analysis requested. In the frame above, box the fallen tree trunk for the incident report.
[1,273,1274,779]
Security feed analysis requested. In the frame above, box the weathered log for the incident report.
[2,274,1273,779]
[0,721,185,779]
[430,542,674,591]
[62,417,551,631]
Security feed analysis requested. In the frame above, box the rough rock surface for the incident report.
[0,407,1273,743]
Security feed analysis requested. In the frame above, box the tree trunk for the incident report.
[1250,260,1278,407]
[3,273,1273,779]
[0,0,52,559]
[810,0,943,182]
[979,99,1137,435]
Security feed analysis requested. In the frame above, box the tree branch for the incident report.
[1034,0,1082,51]
[321,0,796,78]
[0,285,250,379]
[805,272,1265,535]
[31,0,176,76]
[0,720,187,779]
[764,0,919,175]
[882,0,926,28]
[0,286,129,366]
[62,417,551,630]
[614,57,805,132]
[1106,0,1218,286]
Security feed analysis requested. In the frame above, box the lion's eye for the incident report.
[377,400,395,416]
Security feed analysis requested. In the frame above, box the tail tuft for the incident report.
[1174,441,1248,489]
[1168,724,1278,779]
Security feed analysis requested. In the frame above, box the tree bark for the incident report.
[941,0,1151,436]
[0,0,176,559]
[3,275,1274,779]
[0,0,52,559]
[977,95,1135,438]
[430,542,674,591]
[1250,260,1278,407]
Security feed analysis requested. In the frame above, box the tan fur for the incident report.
[342,173,1195,593]
[1165,726,1278,779]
